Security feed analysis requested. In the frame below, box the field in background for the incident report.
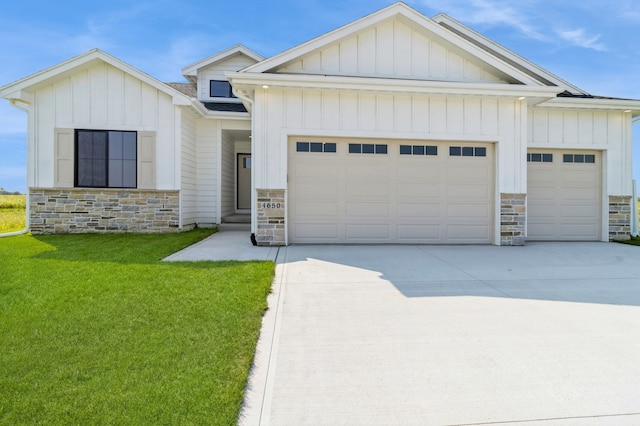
[0,195,26,233]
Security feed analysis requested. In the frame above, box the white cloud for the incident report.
[556,28,607,52]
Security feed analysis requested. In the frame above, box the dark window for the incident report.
[450,146,461,156]
[375,144,387,154]
[574,154,585,163]
[362,144,375,154]
[76,130,137,188]
[426,146,438,156]
[310,142,323,153]
[210,80,235,98]
[400,145,411,155]
[527,153,531,162]
[462,147,474,157]
[475,147,487,157]
[543,153,553,163]
[412,145,425,155]
[531,153,542,162]
[324,143,336,153]
[349,143,362,154]
[296,142,310,152]
[585,154,595,163]
[563,154,574,163]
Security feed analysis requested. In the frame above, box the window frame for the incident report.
[74,130,138,189]
[209,80,236,98]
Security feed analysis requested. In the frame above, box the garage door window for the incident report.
[563,154,595,163]
[450,146,486,157]
[296,142,337,153]
[400,145,438,156]
[349,143,387,154]
[527,153,553,163]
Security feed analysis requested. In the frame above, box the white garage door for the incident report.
[288,137,494,244]
[527,149,601,241]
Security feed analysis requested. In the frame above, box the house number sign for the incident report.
[261,202,282,209]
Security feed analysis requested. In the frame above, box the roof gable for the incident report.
[0,49,192,105]
[182,45,264,81]
[242,2,547,87]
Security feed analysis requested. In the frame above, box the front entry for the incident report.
[237,153,251,210]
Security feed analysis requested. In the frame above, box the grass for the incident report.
[622,235,640,246]
[0,230,274,425]
[0,195,26,233]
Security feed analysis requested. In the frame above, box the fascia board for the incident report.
[0,49,192,106]
[242,3,544,86]
[228,72,561,98]
[537,97,640,111]
[432,14,587,95]
[181,44,265,76]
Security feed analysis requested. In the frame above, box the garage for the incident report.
[288,137,495,244]
[527,149,602,241]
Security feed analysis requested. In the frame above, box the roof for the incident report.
[181,44,264,77]
[0,49,192,106]
[202,102,248,113]
[165,82,197,98]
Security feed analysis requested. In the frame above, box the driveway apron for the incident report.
[240,242,640,425]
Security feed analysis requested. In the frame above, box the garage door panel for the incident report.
[346,202,389,217]
[527,149,601,241]
[346,224,390,239]
[289,138,494,244]
[396,203,440,218]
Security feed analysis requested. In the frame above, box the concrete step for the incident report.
[222,214,251,224]
[218,223,251,232]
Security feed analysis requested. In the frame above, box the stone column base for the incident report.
[256,189,285,246]
[609,195,631,241]
[501,193,526,246]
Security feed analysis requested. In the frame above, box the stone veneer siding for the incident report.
[500,193,526,246]
[29,188,180,234]
[609,195,631,241]
[255,189,285,246]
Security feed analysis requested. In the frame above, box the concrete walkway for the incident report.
[163,230,278,261]
[240,242,640,425]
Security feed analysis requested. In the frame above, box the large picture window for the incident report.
[76,130,137,188]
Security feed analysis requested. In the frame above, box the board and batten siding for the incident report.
[278,17,510,83]
[32,61,178,189]
[252,87,527,194]
[197,54,259,101]
[180,107,198,227]
[529,108,633,195]
[220,130,235,219]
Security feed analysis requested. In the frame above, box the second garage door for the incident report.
[288,137,495,244]
[527,149,602,241]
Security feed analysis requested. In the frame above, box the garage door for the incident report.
[527,149,601,241]
[288,137,494,244]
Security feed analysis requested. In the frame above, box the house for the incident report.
[1,2,638,246]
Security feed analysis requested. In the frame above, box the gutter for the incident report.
[0,99,30,237]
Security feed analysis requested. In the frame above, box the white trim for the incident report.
[181,45,264,77]
[537,97,640,112]
[632,180,639,236]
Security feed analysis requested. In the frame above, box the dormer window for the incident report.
[210,80,236,98]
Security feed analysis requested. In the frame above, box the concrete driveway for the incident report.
[239,242,640,426]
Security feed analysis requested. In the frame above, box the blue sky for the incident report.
[1,0,640,192]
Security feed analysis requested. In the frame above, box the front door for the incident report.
[237,154,251,210]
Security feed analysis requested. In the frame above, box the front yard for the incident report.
[0,230,274,425]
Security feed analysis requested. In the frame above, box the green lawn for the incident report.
[0,195,26,233]
[0,230,274,425]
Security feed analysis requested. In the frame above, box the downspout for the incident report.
[0,99,30,237]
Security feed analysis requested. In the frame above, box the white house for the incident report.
[1,2,638,245]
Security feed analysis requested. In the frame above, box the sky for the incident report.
[1,0,640,192]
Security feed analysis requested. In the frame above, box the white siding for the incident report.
[197,54,259,101]
[253,88,526,194]
[529,108,633,194]
[277,17,511,83]
[180,108,198,227]
[196,119,219,224]
[220,130,235,218]
[32,62,177,189]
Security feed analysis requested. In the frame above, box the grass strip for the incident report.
[0,230,274,425]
